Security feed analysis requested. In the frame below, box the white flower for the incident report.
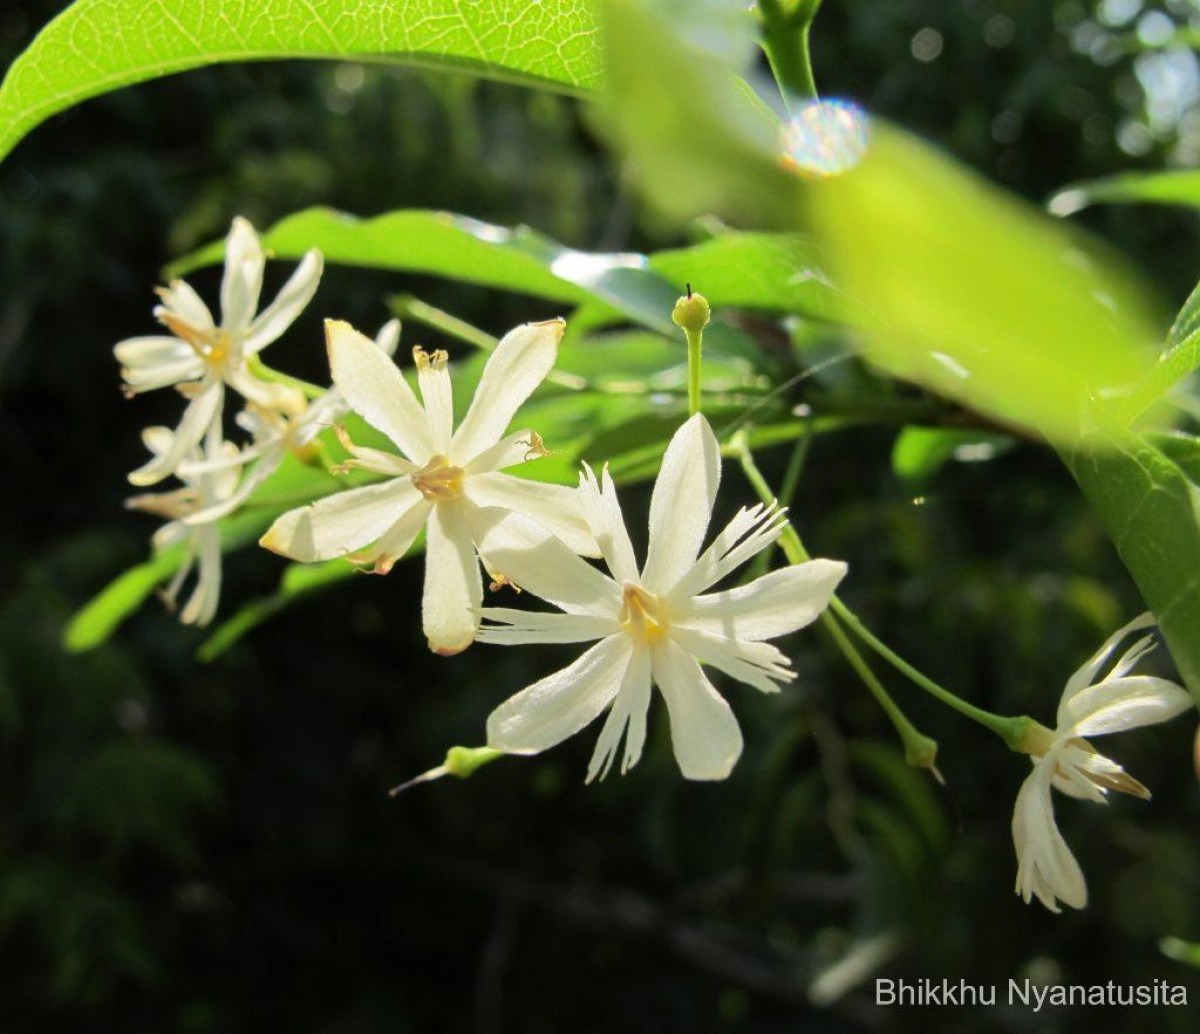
[177,319,402,526]
[1012,613,1193,912]
[125,428,243,626]
[475,413,848,782]
[260,318,598,655]
[115,217,323,486]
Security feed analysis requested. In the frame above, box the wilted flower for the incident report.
[261,318,597,655]
[477,413,847,782]
[126,428,243,626]
[115,217,323,486]
[1012,613,1193,912]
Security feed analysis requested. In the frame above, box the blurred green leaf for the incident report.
[599,0,797,227]
[1065,428,1200,701]
[806,122,1162,446]
[1050,170,1200,216]
[599,0,1164,445]
[891,427,1014,484]
[0,0,602,164]
[54,740,221,865]
[197,557,359,662]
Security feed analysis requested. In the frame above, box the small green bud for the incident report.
[903,732,941,780]
[671,283,711,335]
[1007,716,1056,756]
[388,745,503,795]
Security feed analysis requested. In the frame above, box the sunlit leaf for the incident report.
[170,207,794,359]
[1065,428,1200,700]
[0,0,602,164]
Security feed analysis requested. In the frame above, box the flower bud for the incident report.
[671,284,711,335]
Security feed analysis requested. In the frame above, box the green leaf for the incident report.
[890,427,1013,485]
[648,231,844,322]
[1064,428,1200,701]
[0,0,602,164]
[1049,170,1200,216]
[171,206,790,363]
[196,557,358,662]
[599,0,797,228]
[63,547,185,653]
[63,451,337,653]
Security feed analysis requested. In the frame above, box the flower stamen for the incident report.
[412,454,465,502]
[620,583,669,644]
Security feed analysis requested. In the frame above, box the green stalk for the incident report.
[758,0,824,103]
[730,431,1027,748]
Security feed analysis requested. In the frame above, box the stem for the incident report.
[245,355,325,400]
[686,328,704,417]
[727,431,937,767]
[758,0,823,103]
[730,432,1024,747]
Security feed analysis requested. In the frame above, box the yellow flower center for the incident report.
[620,583,670,644]
[161,311,237,373]
[412,455,465,502]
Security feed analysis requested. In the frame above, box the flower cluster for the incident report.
[115,217,847,781]
[116,217,1193,890]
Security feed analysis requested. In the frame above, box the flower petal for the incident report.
[465,471,599,557]
[375,318,401,357]
[422,501,483,655]
[671,627,794,695]
[641,413,722,593]
[326,320,432,462]
[1060,612,1156,709]
[463,428,542,475]
[260,478,423,562]
[1012,763,1087,912]
[678,560,846,641]
[180,526,223,627]
[184,445,283,526]
[669,503,788,600]
[579,464,638,583]
[242,248,324,356]
[120,354,207,392]
[487,635,632,756]
[351,492,431,575]
[115,334,198,369]
[1063,676,1194,738]
[219,217,265,333]
[587,645,653,782]
[226,367,306,412]
[156,279,214,332]
[127,383,223,487]
[451,319,565,463]
[651,638,743,780]
[470,510,621,618]
[478,607,617,646]
[414,348,454,455]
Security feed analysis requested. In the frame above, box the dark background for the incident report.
[1,1,1198,1031]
